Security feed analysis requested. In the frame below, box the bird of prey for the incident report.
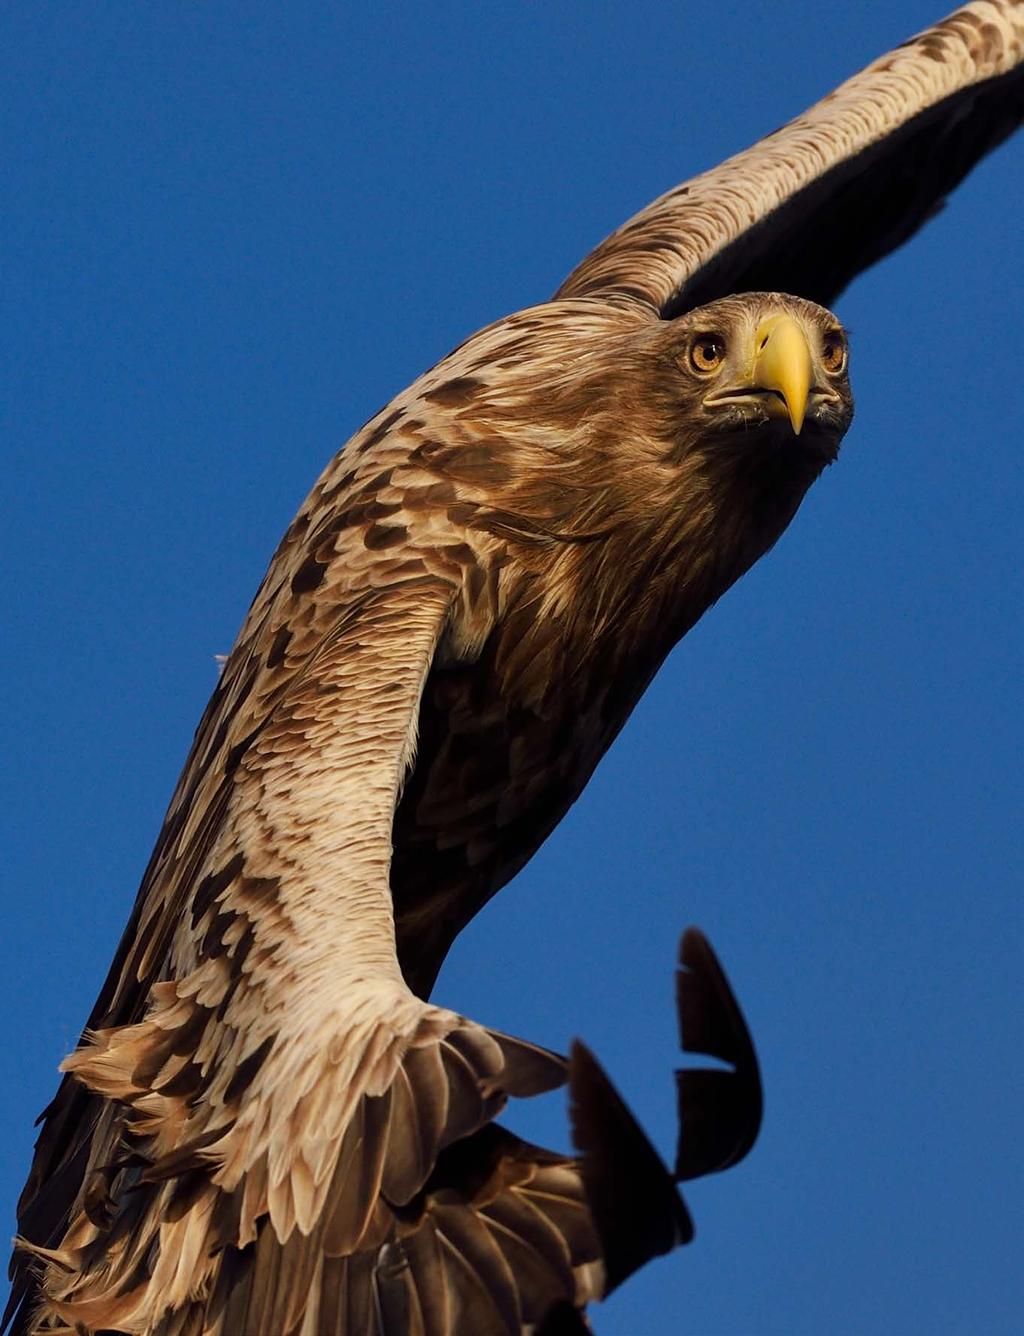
[7,3,1023,1333]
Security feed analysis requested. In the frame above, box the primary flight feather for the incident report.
[8,4,1023,1333]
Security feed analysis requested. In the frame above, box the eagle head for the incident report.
[665,292,854,464]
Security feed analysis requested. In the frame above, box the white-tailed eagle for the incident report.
[7,4,1023,1333]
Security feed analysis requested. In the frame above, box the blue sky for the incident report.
[3,4,1021,1333]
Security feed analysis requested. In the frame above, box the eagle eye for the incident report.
[689,334,727,374]
[821,331,848,375]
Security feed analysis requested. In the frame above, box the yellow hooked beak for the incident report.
[752,313,813,435]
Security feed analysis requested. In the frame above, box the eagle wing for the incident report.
[7,416,568,1334]
[557,0,1024,315]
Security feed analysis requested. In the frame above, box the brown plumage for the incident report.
[7,4,1024,1333]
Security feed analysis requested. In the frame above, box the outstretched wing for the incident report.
[5,407,566,1334]
[557,1,1024,315]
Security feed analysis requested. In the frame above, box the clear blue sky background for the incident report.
[3,4,1021,1333]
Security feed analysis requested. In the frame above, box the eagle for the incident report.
[7,4,1023,1333]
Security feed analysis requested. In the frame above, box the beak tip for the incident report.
[754,313,812,441]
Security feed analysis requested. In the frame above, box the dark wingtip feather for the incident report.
[568,1040,692,1297]
[675,926,763,1183]
[536,1298,594,1334]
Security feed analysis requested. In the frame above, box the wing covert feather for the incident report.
[558,1,1024,314]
